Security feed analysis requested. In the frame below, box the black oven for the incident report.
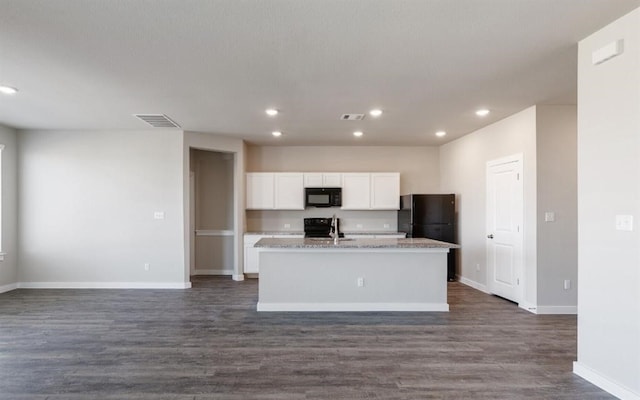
[305,187,341,208]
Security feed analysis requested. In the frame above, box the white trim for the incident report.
[192,268,234,276]
[458,276,489,293]
[535,305,577,315]
[573,362,640,400]
[18,282,192,289]
[232,274,245,281]
[0,282,18,294]
[518,301,538,314]
[257,302,449,312]
[195,230,235,236]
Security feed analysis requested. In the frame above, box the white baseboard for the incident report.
[18,282,192,289]
[257,302,449,312]
[535,305,577,315]
[0,282,18,294]
[458,276,489,293]
[232,274,245,281]
[518,301,538,314]
[574,362,640,400]
[192,269,234,276]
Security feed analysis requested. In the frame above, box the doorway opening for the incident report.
[189,149,235,280]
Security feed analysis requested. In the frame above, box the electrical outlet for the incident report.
[564,279,571,290]
[356,224,363,229]
[284,223,291,229]
[357,277,364,287]
[144,263,150,271]
[153,211,165,220]
[383,223,390,228]
[476,263,480,271]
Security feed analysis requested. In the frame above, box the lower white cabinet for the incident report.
[244,234,303,274]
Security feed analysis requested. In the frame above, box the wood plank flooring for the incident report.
[0,277,611,400]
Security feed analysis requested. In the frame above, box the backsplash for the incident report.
[246,210,398,232]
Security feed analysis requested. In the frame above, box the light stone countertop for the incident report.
[254,237,459,249]
[245,231,406,236]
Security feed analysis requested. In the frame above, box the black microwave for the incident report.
[305,187,342,208]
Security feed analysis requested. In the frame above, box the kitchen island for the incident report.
[254,237,459,312]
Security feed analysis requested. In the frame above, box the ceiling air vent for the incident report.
[340,114,365,121]
[134,114,181,128]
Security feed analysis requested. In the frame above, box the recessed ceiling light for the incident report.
[271,131,282,137]
[369,109,383,117]
[476,109,490,117]
[353,131,363,137]
[435,131,447,137]
[0,85,18,95]
[265,108,279,116]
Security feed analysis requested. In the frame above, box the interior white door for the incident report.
[486,155,523,303]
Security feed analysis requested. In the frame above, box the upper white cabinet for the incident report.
[247,172,399,210]
[246,173,274,209]
[370,173,400,210]
[246,172,304,210]
[341,173,371,210]
[274,173,304,210]
[341,172,400,210]
[303,173,342,188]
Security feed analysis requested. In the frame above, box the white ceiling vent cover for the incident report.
[134,114,181,128]
[340,114,365,121]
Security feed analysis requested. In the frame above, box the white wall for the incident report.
[183,131,245,280]
[247,145,440,194]
[536,105,578,310]
[0,124,18,291]
[439,107,538,307]
[18,130,187,287]
[575,8,640,399]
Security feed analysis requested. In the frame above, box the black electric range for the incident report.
[303,217,345,238]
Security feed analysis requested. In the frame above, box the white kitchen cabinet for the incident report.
[243,234,264,274]
[244,233,303,274]
[341,172,400,210]
[246,173,274,209]
[274,173,304,210]
[303,173,342,188]
[246,173,304,210]
[370,173,400,210]
[341,173,371,210]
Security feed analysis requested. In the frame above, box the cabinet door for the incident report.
[341,173,371,210]
[246,173,274,209]
[303,173,323,188]
[244,245,260,273]
[274,173,304,210]
[370,173,400,210]
[244,234,267,274]
[322,173,342,187]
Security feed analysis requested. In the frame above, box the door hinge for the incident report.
[517,173,520,180]
[517,225,520,232]
[517,278,520,285]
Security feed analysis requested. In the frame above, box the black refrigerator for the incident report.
[398,194,457,281]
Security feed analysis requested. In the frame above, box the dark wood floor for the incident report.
[0,277,611,400]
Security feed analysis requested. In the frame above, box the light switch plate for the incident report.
[154,211,165,220]
[544,212,555,222]
[615,214,633,231]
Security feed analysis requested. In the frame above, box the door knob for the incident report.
[487,234,494,239]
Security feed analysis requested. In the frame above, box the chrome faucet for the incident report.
[330,214,339,243]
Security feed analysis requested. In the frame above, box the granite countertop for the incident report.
[254,237,459,249]
[244,231,305,236]
[245,231,406,236]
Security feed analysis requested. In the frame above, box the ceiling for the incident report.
[1,0,638,146]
